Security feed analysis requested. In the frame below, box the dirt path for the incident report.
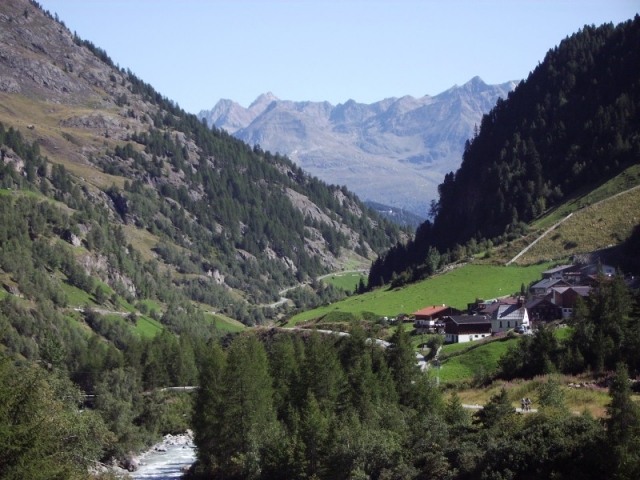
[506,183,640,266]
[505,213,573,266]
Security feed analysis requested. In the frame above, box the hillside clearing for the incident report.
[287,262,553,325]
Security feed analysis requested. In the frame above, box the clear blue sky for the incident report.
[40,0,638,114]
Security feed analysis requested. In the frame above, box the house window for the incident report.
[499,321,503,328]
[507,321,510,328]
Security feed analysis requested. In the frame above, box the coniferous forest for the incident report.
[369,16,640,288]
[188,282,640,480]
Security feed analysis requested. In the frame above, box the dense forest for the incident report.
[4,272,640,478]
[369,16,640,288]
[189,277,640,480]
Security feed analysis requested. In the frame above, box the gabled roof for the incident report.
[551,286,591,297]
[413,305,450,316]
[525,297,556,309]
[543,264,574,275]
[481,298,518,315]
[494,304,527,321]
[531,278,570,290]
[569,286,591,296]
[445,315,491,325]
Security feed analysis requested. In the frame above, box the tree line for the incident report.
[189,325,640,479]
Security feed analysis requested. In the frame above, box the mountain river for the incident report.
[129,433,196,479]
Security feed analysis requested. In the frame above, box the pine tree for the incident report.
[474,388,514,429]
[216,335,278,478]
[192,342,226,472]
[386,324,420,406]
[606,363,640,478]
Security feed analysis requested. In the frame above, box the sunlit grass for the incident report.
[287,263,553,326]
[135,315,164,337]
[322,272,367,292]
[450,373,614,418]
[437,337,517,383]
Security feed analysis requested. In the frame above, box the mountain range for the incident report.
[199,77,517,217]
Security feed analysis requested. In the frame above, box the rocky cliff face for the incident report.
[200,77,517,216]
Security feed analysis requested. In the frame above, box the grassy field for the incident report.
[287,262,553,325]
[61,281,94,306]
[436,337,517,383]
[202,311,246,333]
[321,272,367,292]
[452,374,613,418]
[553,325,573,341]
[135,315,164,337]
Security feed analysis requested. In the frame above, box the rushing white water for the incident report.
[129,434,196,479]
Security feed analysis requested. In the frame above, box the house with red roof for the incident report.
[413,305,461,334]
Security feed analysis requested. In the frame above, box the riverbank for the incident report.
[132,431,196,479]
[100,431,196,479]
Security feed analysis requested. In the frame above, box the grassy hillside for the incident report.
[532,163,640,230]
[468,164,640,266]
[321,271,367,291]
[287,262,553,325]
[516,184,640,265]
[436,336,517,383]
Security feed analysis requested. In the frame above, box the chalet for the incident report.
[530,278,571,296]
[413,305,461,334]
[442,315,491,344]
[492,302,530,333]
[478,297,519,317]
[541,264,574,280]
[550,286,591,319]
[525,297,560,324]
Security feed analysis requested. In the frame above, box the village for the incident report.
[407,262,620,344]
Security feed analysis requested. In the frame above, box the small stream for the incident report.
[129,434,196,479]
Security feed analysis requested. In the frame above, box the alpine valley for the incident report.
[2,1,640,479]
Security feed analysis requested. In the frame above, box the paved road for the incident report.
[263,269,369,309]
[462,403,538,413]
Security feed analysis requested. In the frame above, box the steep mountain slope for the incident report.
[368,17,640,288]
[0,0,404,329]
[199,77,516,216]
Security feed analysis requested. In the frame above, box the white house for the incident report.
[443,315,492,344]
[492,303,530,333]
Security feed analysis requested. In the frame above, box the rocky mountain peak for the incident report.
[199,78,517,216]
[249,91,279,110]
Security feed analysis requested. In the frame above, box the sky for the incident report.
[39,0,639,114]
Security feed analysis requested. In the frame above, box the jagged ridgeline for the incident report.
[370,16,640,287]
[0,1,404,327]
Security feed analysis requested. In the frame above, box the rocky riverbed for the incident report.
[122,431,197,479]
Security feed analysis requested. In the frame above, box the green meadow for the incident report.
[135,315,164,337]
[321,271,367,292]
[287,262,553,325]
[435,336,517,383]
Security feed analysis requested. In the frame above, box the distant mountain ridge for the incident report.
[199,77,517,216]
